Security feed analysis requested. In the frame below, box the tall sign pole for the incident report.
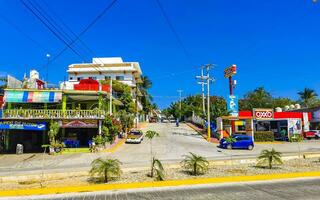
[224,64,238,134]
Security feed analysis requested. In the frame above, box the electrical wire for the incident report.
[48,0,118,64]
[0,13,48,53]
[155,0,192,64]
[20,0,87,62]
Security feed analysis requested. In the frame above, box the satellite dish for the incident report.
[295,104,301,109]
[275,107,282,112]
[284,105,290,111]
[289,104,295,110]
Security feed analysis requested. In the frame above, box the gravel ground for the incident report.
[1,158,320,191]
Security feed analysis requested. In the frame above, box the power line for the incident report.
[155,0,192,64]
[20,0,86,62]
[48,0,118,64]
[0,13,48,53]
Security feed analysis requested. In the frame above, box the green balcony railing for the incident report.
[2,109,105,120]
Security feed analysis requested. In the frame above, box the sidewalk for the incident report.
[186,122,219,143]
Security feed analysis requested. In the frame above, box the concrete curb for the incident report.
[1,171,320,197]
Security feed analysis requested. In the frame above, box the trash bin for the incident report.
[16,144,23,154]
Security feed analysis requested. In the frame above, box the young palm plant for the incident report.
[145,130,160,177]
[257,148,283,169]
[181,152,209,176]
[152,157,165,181]
[89,158,122,183]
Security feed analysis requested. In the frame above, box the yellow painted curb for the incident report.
[1,171,320,197]
[104,139,125,153]
[255,141,284,144]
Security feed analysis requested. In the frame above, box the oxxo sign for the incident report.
[253,109,274,120]
[224,64,237,78]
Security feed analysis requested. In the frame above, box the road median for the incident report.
[1,171,320,197]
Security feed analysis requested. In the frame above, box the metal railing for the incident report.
[2,109,105,119]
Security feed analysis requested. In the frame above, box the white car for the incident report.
[126,130,144,144]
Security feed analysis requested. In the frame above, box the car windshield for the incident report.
[130,131,141,135]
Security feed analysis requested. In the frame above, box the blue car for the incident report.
[220,134,254,150]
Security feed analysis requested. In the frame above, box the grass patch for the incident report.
[62,148,90,154]
[18,180,39,185]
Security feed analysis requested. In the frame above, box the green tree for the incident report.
[210,96,229,121]
[145,130,160,177]
[298,88,318,108]
[117,110,134,133]
[272,97,296,108]
[181,152,209,175]
[239,87,273,110]
[89,158,122,183]
[257,148,283,169]
[48,120,60,144]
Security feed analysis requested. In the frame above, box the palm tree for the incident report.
[181,152,209,175]
[145,130,160,177]
[89,158,122,183]
[140,75,152,90]
[257,148,283,169]
[298,88,318,108]
[152,158,165,181]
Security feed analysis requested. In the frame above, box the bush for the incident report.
[254,131,274,142]
[289,134,303,142]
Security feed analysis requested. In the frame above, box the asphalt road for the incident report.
[3,178,320,200]
[1,123,320,176]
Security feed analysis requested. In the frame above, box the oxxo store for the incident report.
[217,109,312,141]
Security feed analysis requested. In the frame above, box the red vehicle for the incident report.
[303,130,320,139]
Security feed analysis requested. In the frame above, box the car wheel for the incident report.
[315,135,319,140]
[247,145,253,150]
[227,144,232,150]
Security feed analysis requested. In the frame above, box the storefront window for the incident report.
[256,121,270,131]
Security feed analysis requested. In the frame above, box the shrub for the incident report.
[257,148,283,169]
[181,152,209,176]
[254,131,274,142]
[89,158,122,183]
[289,134,303,142]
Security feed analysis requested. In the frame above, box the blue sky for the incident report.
[0,0,319,109]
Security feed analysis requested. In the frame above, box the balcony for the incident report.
[2,109,105,120]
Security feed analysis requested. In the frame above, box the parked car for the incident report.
[126,130,144,144]
[219,134,254,150]
[303,130,320,139]
[162,118,169,123]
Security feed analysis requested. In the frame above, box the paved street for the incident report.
[3,178,320,200]
[1,123,320,177]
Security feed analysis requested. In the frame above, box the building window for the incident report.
[77,77,83,81]
[116,76,124,81]
[105,76,111,80]
[90,77,97,80]
[69,77,73,80]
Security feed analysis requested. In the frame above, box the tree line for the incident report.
[163,87,319,120]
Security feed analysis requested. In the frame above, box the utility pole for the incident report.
[197,66,206,116]
[177,90,183,121]
[196,64,214,142]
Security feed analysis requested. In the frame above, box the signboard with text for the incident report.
[60,120,98,128]
[253,108,274,120]
[4,91,62,103]
[227,95,239,117]
[0,120,46,131]
[224,65,237,78]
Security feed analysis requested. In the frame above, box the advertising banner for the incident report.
[303,112,310,132]
[253,108,274,120]
[0,120,46,131]
[227,95,238,117]
[288,119,302,135]
[4,90,62,103]
[60,120,98,128]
